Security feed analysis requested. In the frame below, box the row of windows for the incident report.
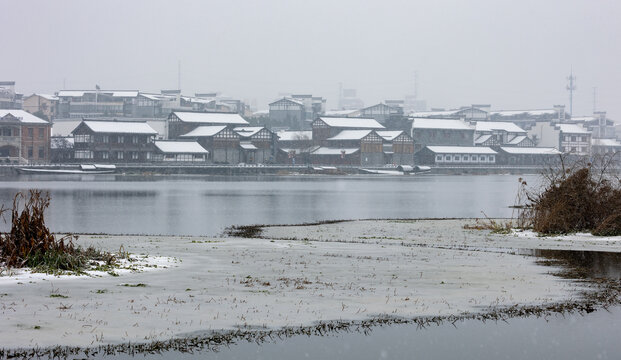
[563,135,588,142]
[75,150,148,160]
[435,154,496,163]
[163,154,206,161]
[26,127,46,139]
[27,146,46,159]
[561,146,588,153]
[75,134,149,144]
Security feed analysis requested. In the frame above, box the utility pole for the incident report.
[178,60,181,91]
[566,68,576,115]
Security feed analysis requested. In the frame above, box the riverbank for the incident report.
[1,219,620,357]
[0,163,553,177]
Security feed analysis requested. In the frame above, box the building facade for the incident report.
[0,110,51,164]
[168,111,249,139]
[71,120,158,162]
[411,118,475,152]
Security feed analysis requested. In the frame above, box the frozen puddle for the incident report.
[1,220,617,351]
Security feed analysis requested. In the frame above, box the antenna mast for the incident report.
[566,68,576,115]
[177,60,181,91]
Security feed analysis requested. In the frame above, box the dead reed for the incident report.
[518,154,621,235]
[0,190,116,273]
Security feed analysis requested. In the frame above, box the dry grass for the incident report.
[0,190,116,273]
[519,154,621,235]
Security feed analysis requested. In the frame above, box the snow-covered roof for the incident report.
[499,147,561,155]
[57,90,139,98]
[426,146,497,154]
[311,147,360,155]
[112,91,139,97]
[317,117,384,129]
[180,125,228,137]
[240,142,258,150]
[475,121,526,133]
[570,116,598,122]
[57,90,86,97]
[592,138,621,147]
[474,134,493,144]
[557,124,590,134]
[276,130,312,141]
[172,112,249,125]
[409,110,461,117]
[412,118,473,130]
[79,120,157,134]
[154,141,208,154]
[140,93,166,101]
[234,127,265,137]
[490,109,557,117]
[324,109,360,116]
[269,97,304,106]
[32,93,59,101]
[376,131,405,141]
[0,110,49,124]
[506,135,528,145]
[327,130,373,141]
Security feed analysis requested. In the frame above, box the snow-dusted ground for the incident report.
[0,219,617,349]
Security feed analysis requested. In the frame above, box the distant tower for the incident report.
[566,69,576,115]
[413,71,418,99]
[338,82,343,110]
[592,87,597,114]
[178,60,181,91]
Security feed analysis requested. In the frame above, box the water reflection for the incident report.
[0,175,535,235]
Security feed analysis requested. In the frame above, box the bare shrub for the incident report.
[519,154,621,235]
[0,190,115,272]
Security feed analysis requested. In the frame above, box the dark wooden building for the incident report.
[312,117,384,145]
[70,120,158,162]
[168,111,249,139]
[180,125,240,164]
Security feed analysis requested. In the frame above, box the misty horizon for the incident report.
[2,0,619,119]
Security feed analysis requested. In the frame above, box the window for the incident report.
[74,134,92,143]
[446,155,452,161]
[28,147,33,158]
[454,155,461,162]
[28,128,34,138]
[75,150,93,159]
[38,147,44,159]
[131,152,139,160]
[102,135,109,143]
[117,135,124,143]
[146,152,151,160]
[102,151,109,159]
[462,155,469,162]
[489,155,495,162]
[38,128,45,139]
[581,136,587,142]
[1,128,10,136]
[117,151,124,160]
[436,155,442,162]
[132,136,139,144]
[480,155,485,161]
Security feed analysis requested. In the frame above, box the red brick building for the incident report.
[0,110,51,164]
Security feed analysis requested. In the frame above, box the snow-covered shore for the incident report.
[1,219,618,349]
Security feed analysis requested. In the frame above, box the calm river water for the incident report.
[0,174,531,235]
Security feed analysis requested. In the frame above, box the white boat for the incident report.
[16,164,117,175]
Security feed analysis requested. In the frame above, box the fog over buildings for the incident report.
[1,0,620,119]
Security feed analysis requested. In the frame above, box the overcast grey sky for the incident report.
[2,0,620,119]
